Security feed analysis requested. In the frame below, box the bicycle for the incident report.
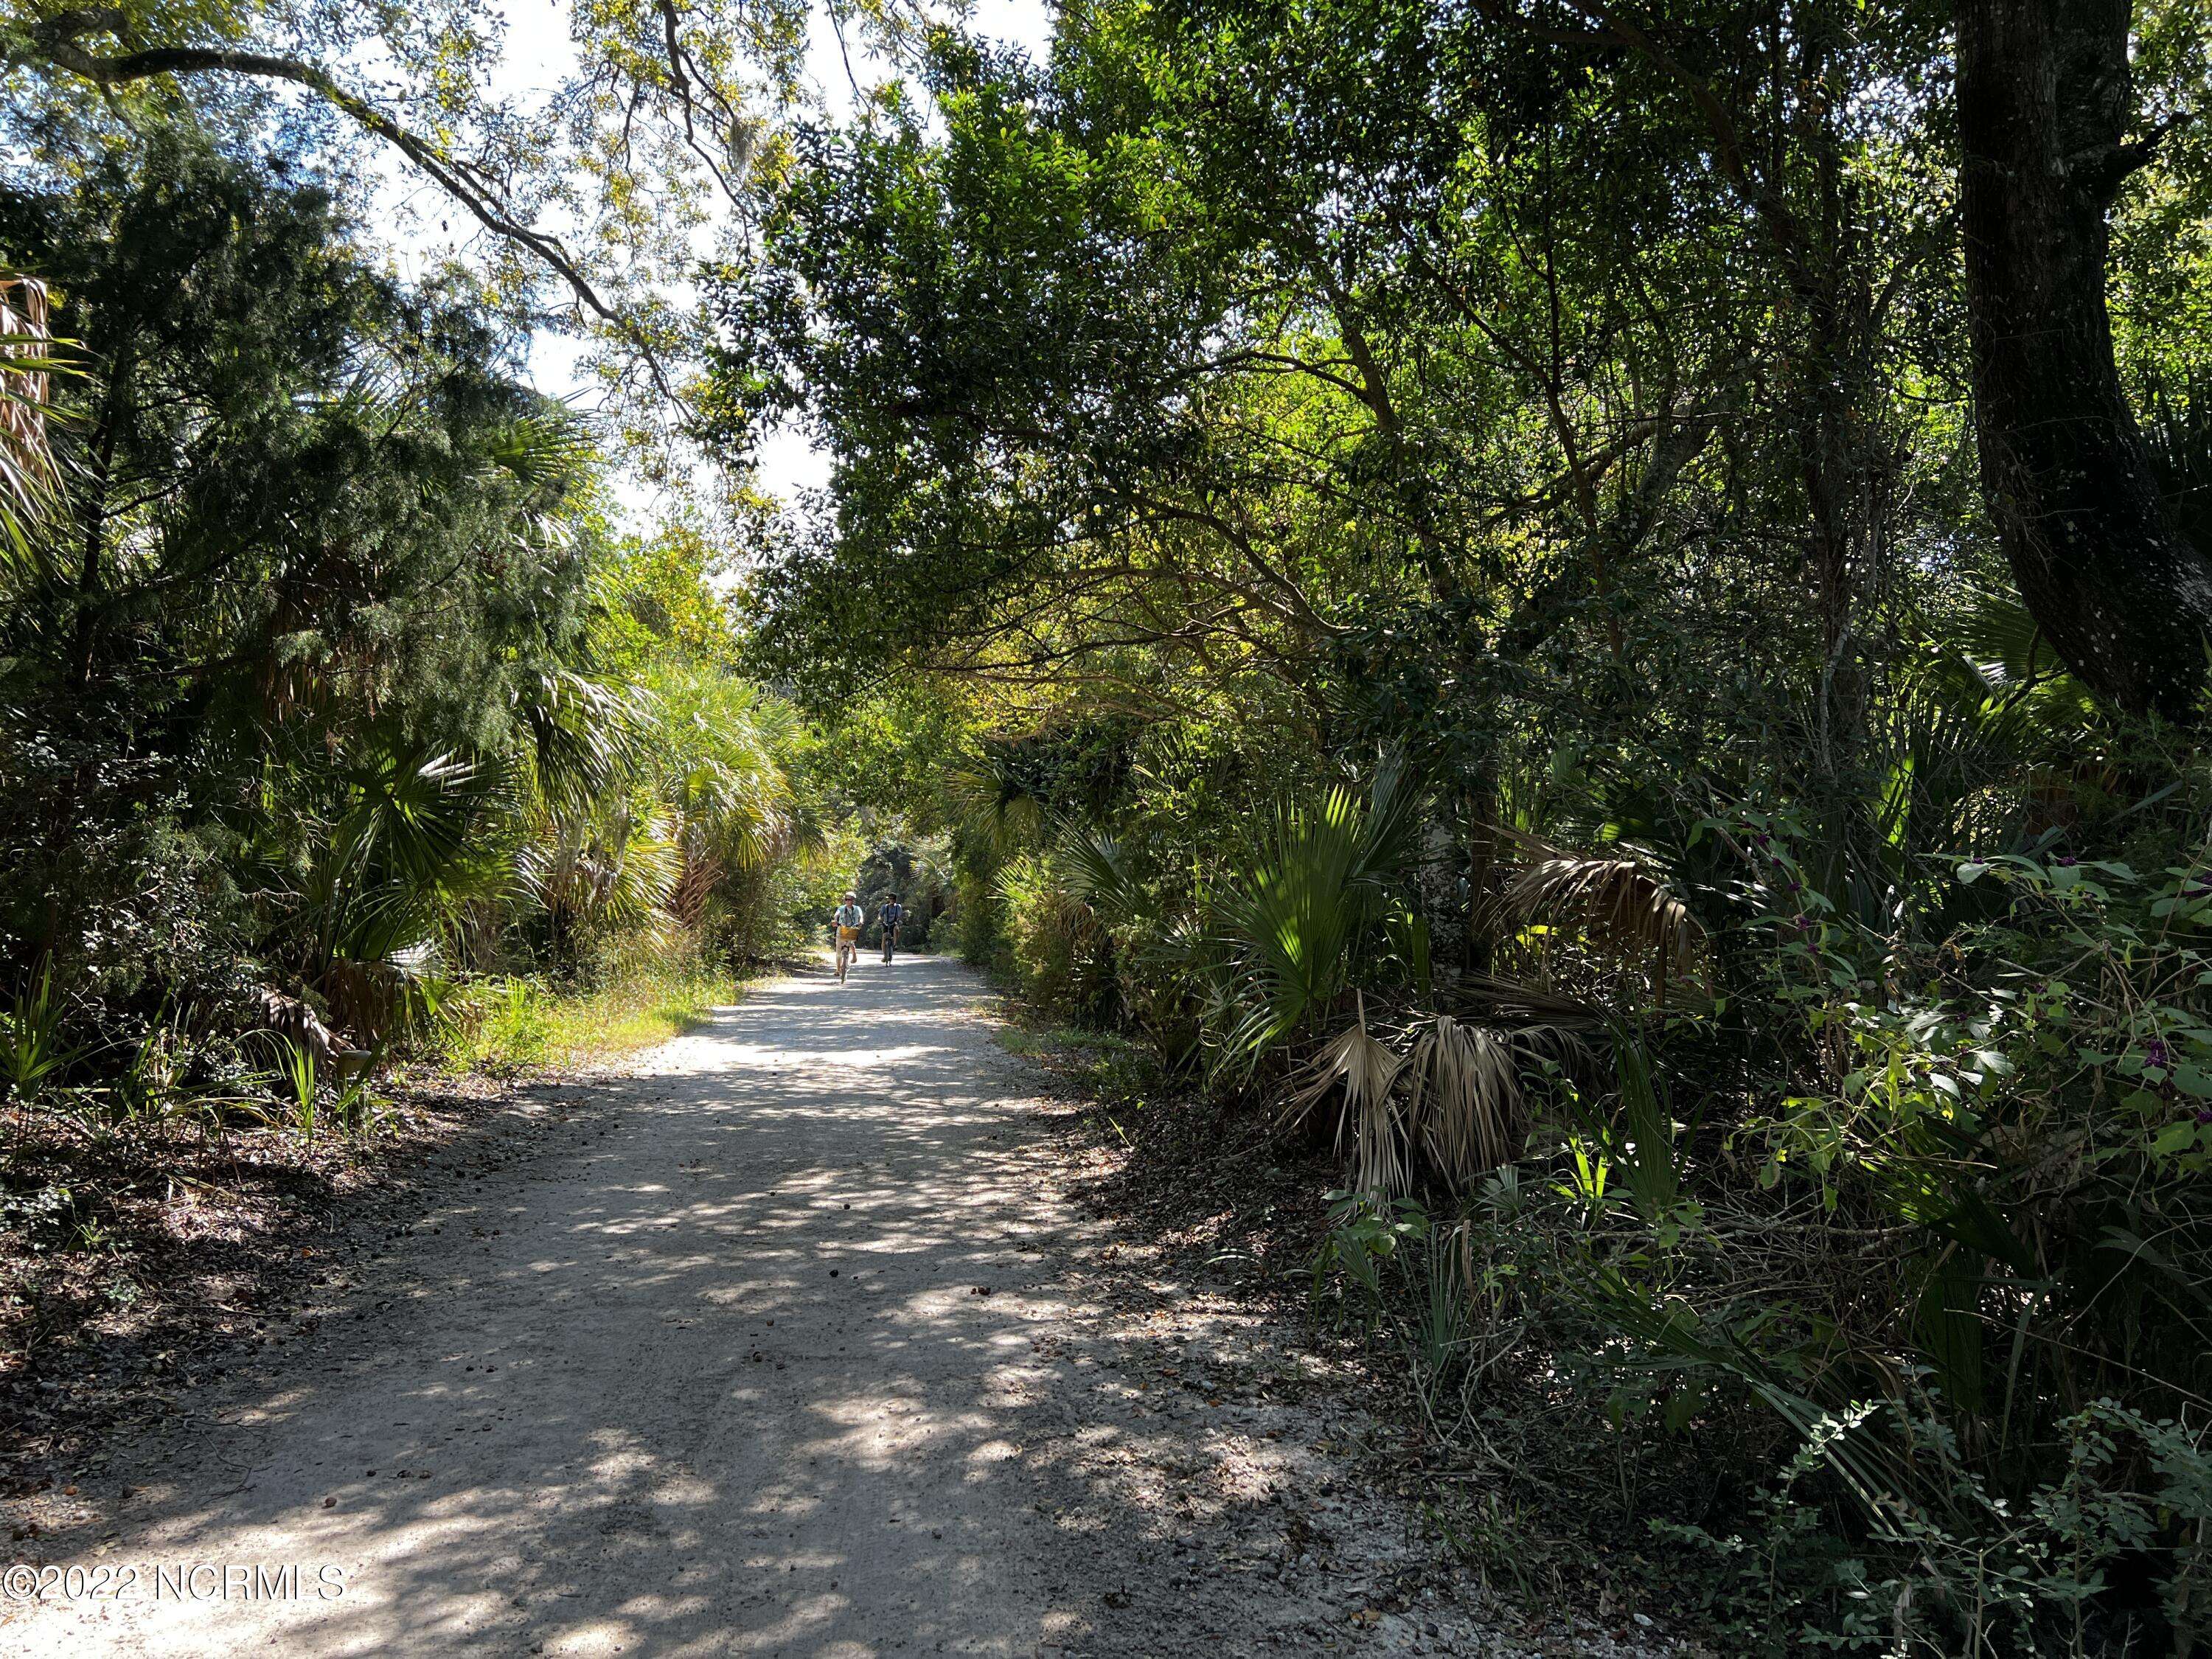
[835,925,860,983]
[880,922,899,964]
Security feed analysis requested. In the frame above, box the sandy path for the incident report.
[1,956,1615,1657]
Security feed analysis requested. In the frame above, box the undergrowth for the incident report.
[439,961,742,1075]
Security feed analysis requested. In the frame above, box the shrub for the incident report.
[956,867,1010,972]
[996,852,1119,1021]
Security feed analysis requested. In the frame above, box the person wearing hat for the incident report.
[830,891,866,983]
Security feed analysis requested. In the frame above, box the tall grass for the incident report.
[441,959,741,1074]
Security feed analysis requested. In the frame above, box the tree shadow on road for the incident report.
[7,957,1479,1658]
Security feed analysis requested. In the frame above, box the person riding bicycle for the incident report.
[831,891,865,982]
[877,891,905,962]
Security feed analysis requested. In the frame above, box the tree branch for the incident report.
[15,11,682,398]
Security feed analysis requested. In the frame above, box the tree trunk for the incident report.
[1955,0,2212,718]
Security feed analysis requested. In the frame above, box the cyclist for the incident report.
[877,891,905,962]
[831,891,866,983]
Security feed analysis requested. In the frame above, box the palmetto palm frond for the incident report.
[672,752,786,869]
[1212,750,1418,1066]
[515,668,655,815]
[1285,997,1408,1194]
[1058,827,1148,925]
[1454,971,1609,1028]
[279,745,512,1043]
[1942,580,2049,689]
[647,667,799,883]
[943,758,1049,870]
[1495,826,1705,992]
[487,408,598,489]
[1908,581,2098,752]
[1286,1001,1576,1194]
[0,274,70,568]
[518,804,681,937]
[1401,1015,1526,1188]
[310,748,501,964]
[1869,681,2023,862]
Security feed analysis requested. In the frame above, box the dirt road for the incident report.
[3,956,1649,1657]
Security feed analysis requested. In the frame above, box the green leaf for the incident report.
[2152,1121,2199,1157]
[1913,1252,1984,1409]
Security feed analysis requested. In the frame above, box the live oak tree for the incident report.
[1492,0,2212,719]
[2,0,848,411]
[1954,0,2212,718]
[711,0,1975,745]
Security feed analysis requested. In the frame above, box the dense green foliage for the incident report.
[10,0,2212,1650]
[0,128,833,1119]
[713,1,2212,1650]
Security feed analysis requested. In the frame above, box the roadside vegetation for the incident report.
[709,5,2212,1654]
[439,962,729,1076]
[0,132,849,1408]
[8,1,2212,1653]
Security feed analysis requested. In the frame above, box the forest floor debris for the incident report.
[0,1066,619,1505]
[1001,1003,1719,1657]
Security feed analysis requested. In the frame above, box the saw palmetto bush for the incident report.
[1203,750,1420,1068]
[981,700,2212,1649]
[1372,707,2212,1652]
[1011,747,1634,1194]
[1494,827,1707,1004]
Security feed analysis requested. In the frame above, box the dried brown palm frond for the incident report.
[1511,1021,1602,1089]
[1284,996,1408,1196]
[1400,1015,1526,1187]
[1494,826,1705,995]
[1453,971,1608,1027]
